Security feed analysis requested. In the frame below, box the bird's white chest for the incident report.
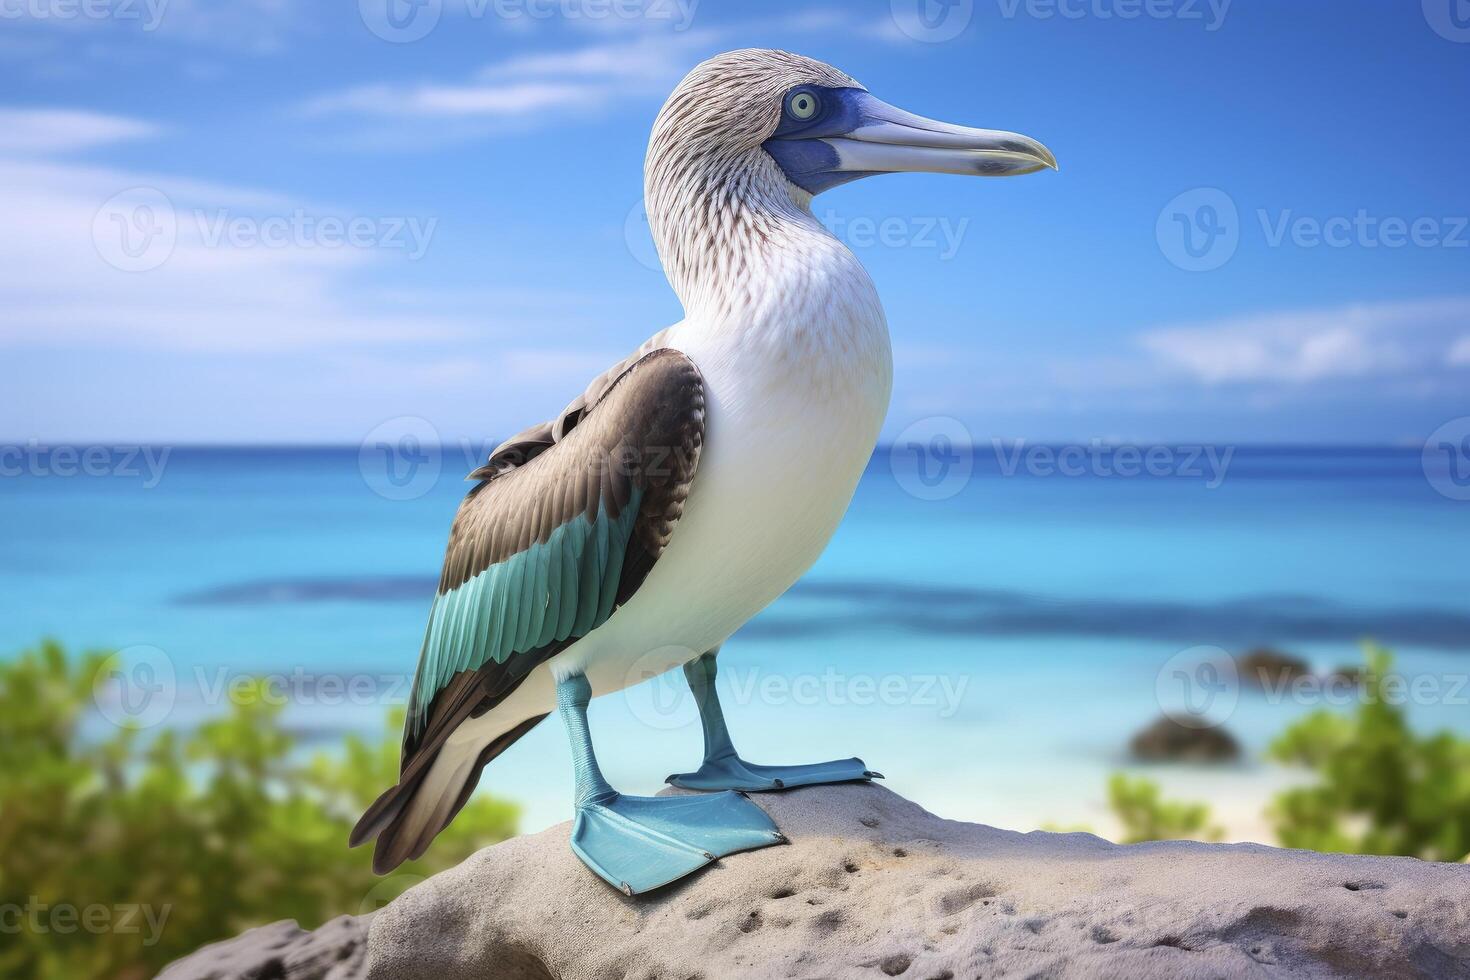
[565,278,892,688]
[664,319,892,607]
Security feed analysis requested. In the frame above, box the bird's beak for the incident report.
[828,92,1058,178]
[763,89,1057,194]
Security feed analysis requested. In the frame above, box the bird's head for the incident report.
[647,48,1057,201]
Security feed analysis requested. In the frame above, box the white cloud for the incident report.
[476,28,719,82]
[303,80,601,119]
[305,28,720,123]
[0,108,157,155]
[1138,298,1470,384]
[300,8,891,130]
[0,123,475,353]
[1451,336,1470,366]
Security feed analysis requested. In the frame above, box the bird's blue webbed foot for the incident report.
[570,790,784,896]
[556,673,783,896]
[667,754,880,792]
[664,652,883,793]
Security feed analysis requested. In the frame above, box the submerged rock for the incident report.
[162,784,1470,980]
[1239,647,1312,690]
[1129,715,1241,763]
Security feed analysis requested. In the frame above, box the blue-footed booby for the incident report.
[352,49,1056,895]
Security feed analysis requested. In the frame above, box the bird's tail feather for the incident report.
[350,713,546,874]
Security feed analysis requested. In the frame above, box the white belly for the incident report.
[568,329,891,694]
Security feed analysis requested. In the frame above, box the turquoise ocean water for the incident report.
[3,445,1467,837]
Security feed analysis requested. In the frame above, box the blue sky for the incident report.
[2,0,1467,445]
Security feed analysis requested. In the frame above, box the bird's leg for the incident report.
[666,651,883,792]
[555,672,783,896]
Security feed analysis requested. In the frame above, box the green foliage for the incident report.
[0,640,518,980]
[1267,643,1470,862]
[1107,773,1223,845]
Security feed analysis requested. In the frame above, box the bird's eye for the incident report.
[787,91,820,120]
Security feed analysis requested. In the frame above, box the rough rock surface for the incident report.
[158,915,369,980]
[163,784,1470,980]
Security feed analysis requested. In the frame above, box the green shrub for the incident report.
[1107,773,1223,844]
[1268,643,1470,862]
[0,641,518,980]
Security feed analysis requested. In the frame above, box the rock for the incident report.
[163,784,1470,980]
[159,915,368,980]
[1239,648,1312,690]
[1129,715,1241,762]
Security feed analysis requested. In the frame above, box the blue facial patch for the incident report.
[762,86,882,194]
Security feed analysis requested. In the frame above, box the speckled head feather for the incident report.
[644,50,864,314]
[649,49,861,161]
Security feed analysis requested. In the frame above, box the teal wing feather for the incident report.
[409,491,642,737]
[399,347,705,760]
